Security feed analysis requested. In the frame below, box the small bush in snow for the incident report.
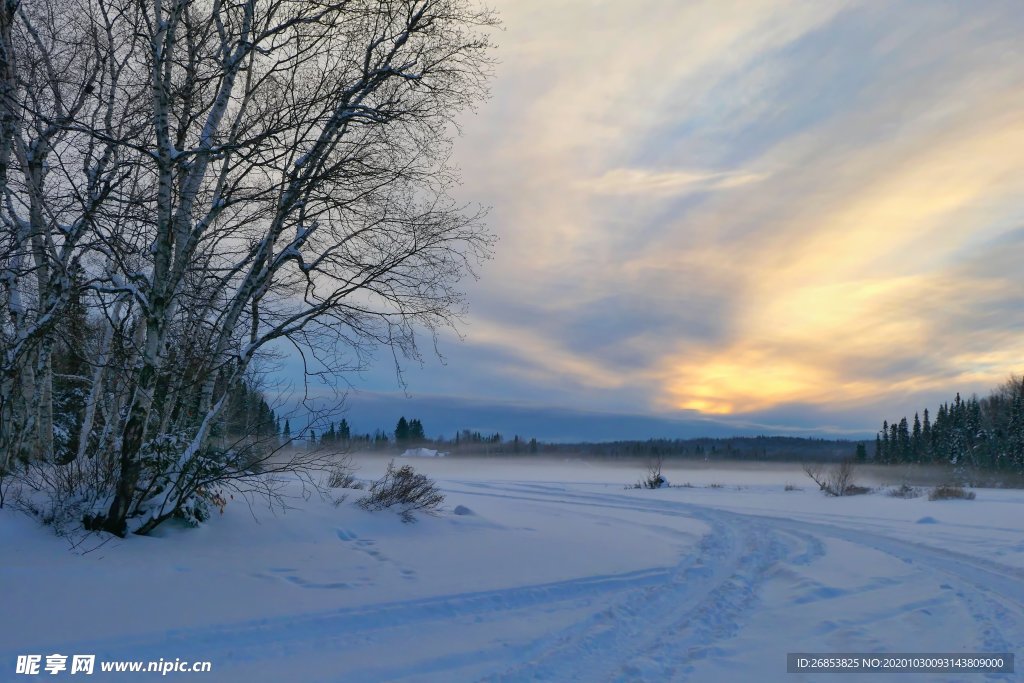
[803,460,865,496]
[10,456,118,535]
[359,461,445,522]
[326,455,361,490]
[928,485,975,501]
[887,484,922,499]
[642,456,667,489]
[175,487,229,527]
[327,466,357,489]
[784,484,801,492]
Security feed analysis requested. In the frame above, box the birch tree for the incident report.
[0,0,495,536]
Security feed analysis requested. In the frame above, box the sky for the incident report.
[276,0,1024,442]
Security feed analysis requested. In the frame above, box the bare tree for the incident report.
[803,459,860,496]
[0,0,496,536]
[0,0,127,469]
[644,454,666,489]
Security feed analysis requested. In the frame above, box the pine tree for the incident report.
[881,420,890,463]
[897,417,910,462]
[409,419,425,442]
[912,413,922,461]
[921,408,932,461]
[283,419,291,441]
[395,417,410,443]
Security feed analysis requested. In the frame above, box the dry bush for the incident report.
[642,456,667,489]
[887,484,922,499]
[326,455,358,489]
[359,461,445,522]
[804,460,865,496]
[830,459,855,495]
[803,463,827,492]
[928,485,976,501]
[784,484,801,492]
[843,484,871,496]
[327,468,357,489]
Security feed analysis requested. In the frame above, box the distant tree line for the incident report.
[425,433,864,461]
[300,421,877,463]
[298,416,431,450]
[533,435,865,461]
[876,376,1024,472]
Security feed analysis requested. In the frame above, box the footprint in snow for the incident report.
[335,529,358,542]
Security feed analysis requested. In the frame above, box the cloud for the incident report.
[579,168,766,197]
[286,0,1024,436]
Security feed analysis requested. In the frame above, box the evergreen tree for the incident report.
[881,420,890,463]
[283,419,291,441]
[912,413,922,461]
[339,418,351,441]
[921,408,932,461]
[395,417,410,443]
[889,422,899,462]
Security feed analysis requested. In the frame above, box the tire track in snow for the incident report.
[25,564,680,669]
[480,510,745,682]
[764,515,1024,677]
[27,479,1017,682]
[469,484,818,682]
[462,481,1020,682]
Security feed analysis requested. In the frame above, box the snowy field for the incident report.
[2,456,1022,682]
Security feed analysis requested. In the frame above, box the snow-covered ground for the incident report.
[2,456,1022,682]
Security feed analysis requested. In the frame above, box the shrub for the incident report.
[359,461,445,522]
[887,484,922,499]
[928,485,975,501]
[784,484,800,492]
[327,467,357,489]
[843,484,871,496]
[325,454,359,489]
[803,460,864,496]
[642,456,667,489]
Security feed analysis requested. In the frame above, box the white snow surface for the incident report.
[2,456,1022,682]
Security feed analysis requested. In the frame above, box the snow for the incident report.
[1,456,1021,682]
[401,448,447,458]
